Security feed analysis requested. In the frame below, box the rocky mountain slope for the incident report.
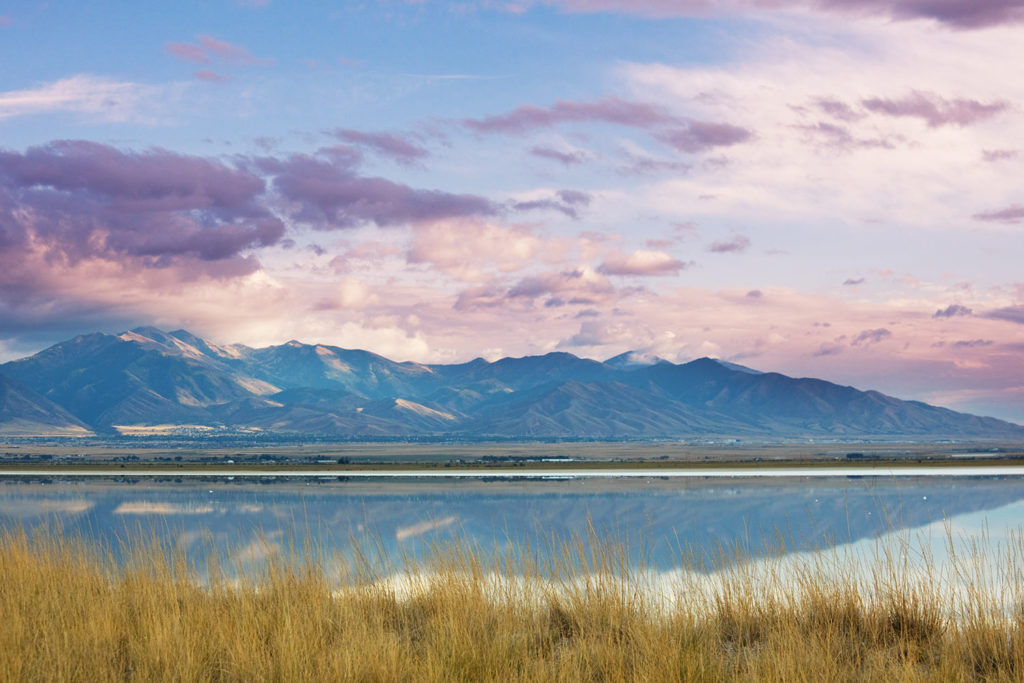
[2,327,1021,439]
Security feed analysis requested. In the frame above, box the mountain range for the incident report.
[0,326,1021,439]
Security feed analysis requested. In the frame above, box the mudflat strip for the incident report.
[3,466,1024,478]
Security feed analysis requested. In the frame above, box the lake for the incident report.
[3,471,1023,580]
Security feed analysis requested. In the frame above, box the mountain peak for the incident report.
[167,329,204,343]
[604,350,666,368]
[714,359,764,375]
[128,325,168,339]
[681,357,762,375]
[2,328,1021,438]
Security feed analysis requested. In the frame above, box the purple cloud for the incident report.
[707,235,751,253]
[851,328,892,346]
[952,339,994,348]
[512,198,582,219]
[330,129,429,165]
[262,152,497,229]
[557,189,591,206]
[816,0,1024,29]
[2,141,264,211]
[982,149,1019,162]
[455,267,616,311]
[934,304,973,318]
[973,204,1024,223]
[464,96,678,134]
[657,121,752,154]
[542,0,1024,29]
[617,155,691,176]
[862,91,1008,127]
[466,97,747,161]
[985,306,1024,325]
[813,342,844,356]
[813,98,863,122]
[843,277,865,286]
[796,121,899,151]
[511,190,590,219]
[0,141,282,266]
[529,146,587,165]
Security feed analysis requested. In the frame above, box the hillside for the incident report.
[1,327,1021,440]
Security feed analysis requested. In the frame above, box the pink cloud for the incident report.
[164,42,209,63]
[0,15,12,27]
[862,91,1008,127]
[598,250,692,276]
[795,121,900,151]
[464,96,678,134]
[196,35,273,66]
[330,128,429,165]
[165,36,272,69]
[194,70,228,83]
[407,219,549,281]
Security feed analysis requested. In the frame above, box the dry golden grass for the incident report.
[2,525,1024,682]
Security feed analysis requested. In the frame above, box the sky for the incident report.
[1,0,1023,422]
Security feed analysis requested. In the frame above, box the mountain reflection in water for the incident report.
[2,476,1023,573]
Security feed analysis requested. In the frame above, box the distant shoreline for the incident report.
[5,462,1024,479]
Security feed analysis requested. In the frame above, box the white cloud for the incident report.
[0,74,177,123]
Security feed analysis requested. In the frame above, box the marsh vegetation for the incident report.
[3,524,1024,681]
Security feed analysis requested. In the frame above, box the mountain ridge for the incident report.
[1,327,1021,440]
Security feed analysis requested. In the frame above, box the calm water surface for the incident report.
[3,473,1023,575]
